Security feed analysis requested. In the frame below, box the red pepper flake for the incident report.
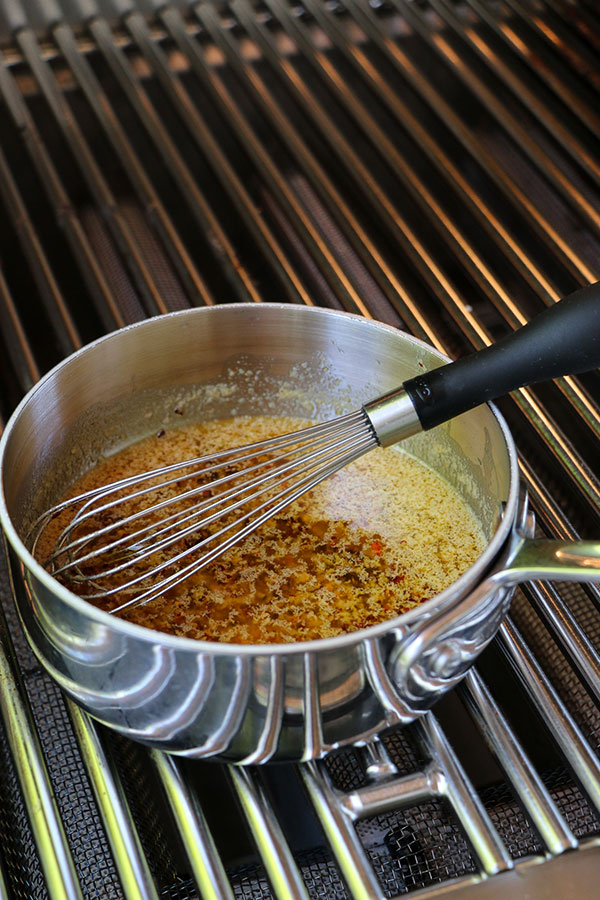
[392,574,405,583]
[371,540,382,555]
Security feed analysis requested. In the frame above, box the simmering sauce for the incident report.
[37,416,486,643]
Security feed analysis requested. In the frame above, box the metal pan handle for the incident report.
[388,530,600,708]
[498,537,600,583]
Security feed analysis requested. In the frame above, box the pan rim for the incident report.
[0,304,520,656]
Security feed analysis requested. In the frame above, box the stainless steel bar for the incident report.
[508,388,600,516]
[51,21,215,308]
[272,0,524,322]
[0,551,84,900]
[338,765,440,820]
[0,111,82,355]
[0,51,127,333]
[67,704,160,900]
[343,0,597,285]
[239,0,485,350]
[536,0,600,78]
[228,767,311,900]
[475,0,600,134]
[150,751,235,900]
[301,760,387,900]
[14,27,173,318]
[157,4,378,315]
[123,14,317,310]
[0,238,41,393]
[216,0,444,345]
[299,0,600,437]
[518,453,600,630]
[404,0,600,235]
[392,0,600,246]
[460,669,578,856]
[88,14,262,304]
[499,617,600,814]
[456,0,600,179]
[138,8,370,317]
[418,715,513,876]
[124,9,313,309]
[542,0,600,53]
[302,0,573,303]
[258,0,600,516]
[521,580,600,701]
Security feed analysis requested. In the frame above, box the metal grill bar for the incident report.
[14,25,176,318]
[535,0,600,82]
[122,8,321,310]
[0,52,126,337]
[0,262,40,392]
[460,669,577,855]
[67,704,159,900]
[499,617,600,811]
[309,0,600,432]
[433,0,600,185]
[150,751,234,900]
[394,0,600,236]
[0,141,82,355]
[200,0,439,341]
[229,767,311,900]
[88,13,261,305]
[147,4,369,315]
[0,3,599,899]
[51,22,215,308]
[301,760,388,900]
[345,0,597,285]
[0,588,84,900]
[466,0,600,136]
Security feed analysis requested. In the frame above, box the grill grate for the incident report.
[1,1,600,898]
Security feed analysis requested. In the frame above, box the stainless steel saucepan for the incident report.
[1,304,599,763]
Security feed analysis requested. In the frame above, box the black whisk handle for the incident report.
[403,281,600,431]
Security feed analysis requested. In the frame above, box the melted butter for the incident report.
[37,416,486,644]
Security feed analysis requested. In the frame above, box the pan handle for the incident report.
[388,533,600,707]
[497,536,600,584]
[404,281,600,431]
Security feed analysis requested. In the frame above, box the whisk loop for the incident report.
[30,410,378,613]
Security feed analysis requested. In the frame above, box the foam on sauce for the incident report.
[37,415,486,644]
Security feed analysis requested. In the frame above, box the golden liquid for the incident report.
[38,416,486,644]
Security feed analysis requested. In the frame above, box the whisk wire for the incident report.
[46,412,373,574]
[111,435,375,614]
[52,424,374,584]
[35,410,378,611]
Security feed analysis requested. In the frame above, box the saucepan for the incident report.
[0,302,599,763]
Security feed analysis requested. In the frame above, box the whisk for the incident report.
[31,284,600,613]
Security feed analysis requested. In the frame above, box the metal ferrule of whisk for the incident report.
[363,388,423,448]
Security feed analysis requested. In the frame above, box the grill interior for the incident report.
[1,1,600,898]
